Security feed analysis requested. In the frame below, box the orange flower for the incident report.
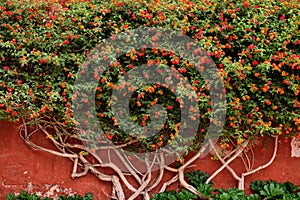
[262,85,269,92]
[294,117,299,122]
[147,86,155,93]
[252,84,258,91]
[105,133,113,140]
[170,134,175,140]
[272,63,280,71]
[136,101,141,107]
[190,115,196,120]
[172,56,180,65]
[278,88,284,94]
[157,141,163,147]
[237,138,244,145]
[40,104,48,113]
[282,71,288,76]
[46,134,53,139]
[106,82,114,88]
[101,77,107,83]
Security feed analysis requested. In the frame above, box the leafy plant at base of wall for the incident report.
[151,170,300,200]
[250,180,300,199]
[184,170,216,198]
[215,188,248,200]
[151,190,198,200]
[5,190,93,200]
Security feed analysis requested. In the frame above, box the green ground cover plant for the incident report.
[6,191,92,200]
[151,170,300,200]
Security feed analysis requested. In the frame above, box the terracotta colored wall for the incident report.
[1,120,300,199]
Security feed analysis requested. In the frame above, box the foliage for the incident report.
[250,180,300,199]
[0,0,299,156]
[5,190,92,200]
[215,188,248,200]
[151,170,300,200]
[184,170,216,198]
[151,189,198,200]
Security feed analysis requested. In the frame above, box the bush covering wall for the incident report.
[0,0,299,149]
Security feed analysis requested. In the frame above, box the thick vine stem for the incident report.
[178,169,210,199]
[206,140,249,184]
[111,175,125,200]
[159,174,178,193]
[238,136,279,190]
[207,136,279,191]
[147,153,165,192]
[19,115,211,199]
[115,149,142,183]
[208,139,242,182]
[20,117,206,199]
[19,118,126,199]
[19,116,280,199]
[128,158,152,200]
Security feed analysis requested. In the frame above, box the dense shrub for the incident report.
[6,191,92,200]
[0,0,299,153]
[151,170,300,199]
